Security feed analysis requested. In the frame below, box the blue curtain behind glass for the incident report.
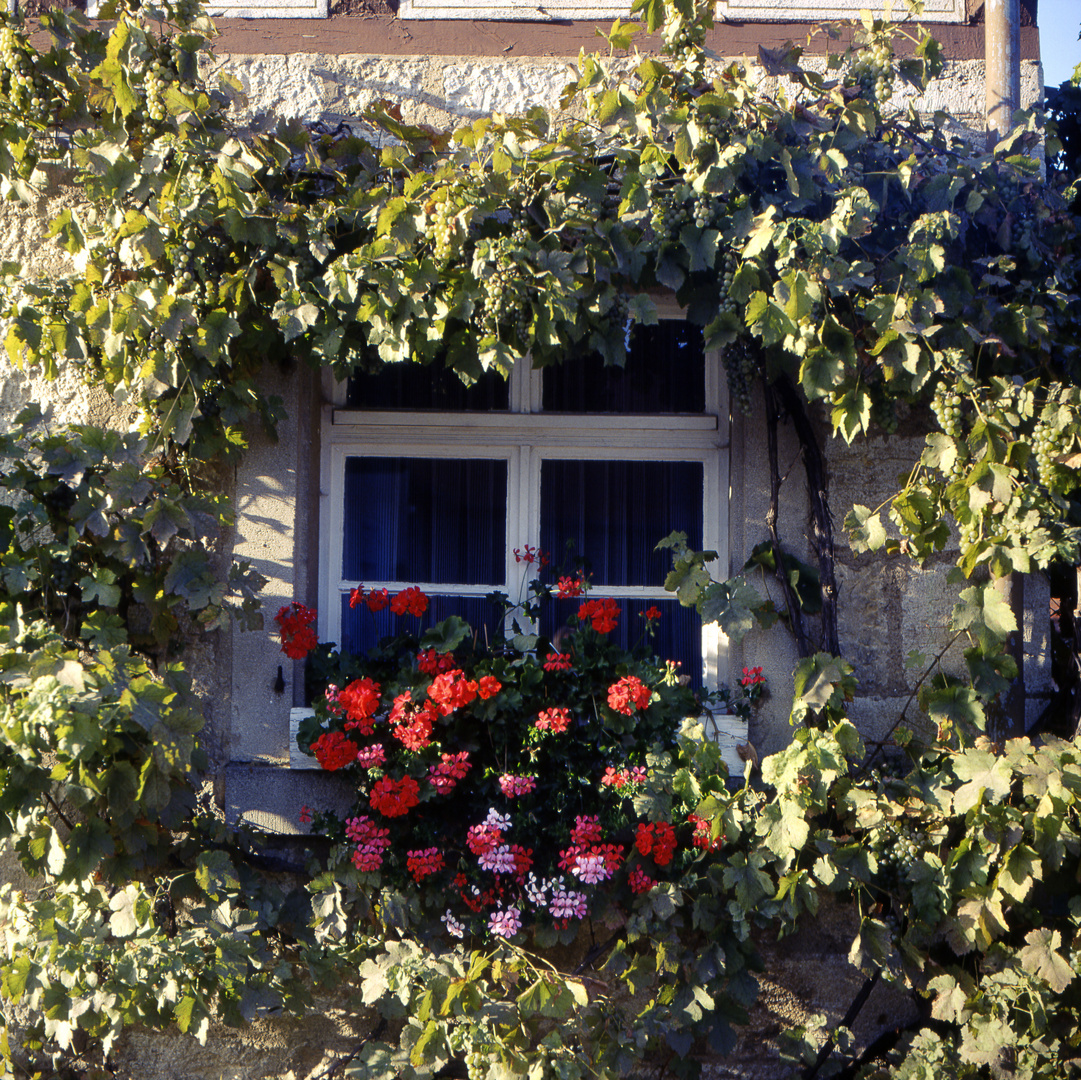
[340,594,507,657]
[542,320,705,414]
[540,460,703,587]
[539,597,703,690]
[342,457,508,585]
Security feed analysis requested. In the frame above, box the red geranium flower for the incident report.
[391,586,429,617]
[311,730,357,771]
[535,707,572,733]
[275,602,318,659]
[556,575,587,598]
[628,866,655,894]
[388,691,438,751]
[370,776,421,818]
[740,666,766,687]
[417,648,457,676]
[393,711,435,751]
[578,598,620,633]
[477,675,502,699]
[348,586,365,609]
[340,677,382,734]
[429,670,478,715]
[407,847,445,883]
[635,821,677,866]
[688,813,724,853]
[513,545,550,566]
[607,675,651,715]
[367,588,390,613]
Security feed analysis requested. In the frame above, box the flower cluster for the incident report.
[429,670,479,715]
[556,574,587,598]
[488,906,522,938]
[429,751,472,793]
[578,597,620,633]
[311,730,357,771]
[340,677,382,734]
[513,545,549,566]
[417,648,457,676]
[601,765,647,790]
[635,821,678,866]
[740,666,765,687]
[543,652,573,672]
[628,866,655,894]
[324,685,344,716]
[498,774,537,798]
[356,743,386,769]
[347,585,428,616]
[275,602,318,659]
[391,586,429,617]
[535,707,572,733]
[297,575,722,941]
[347,816,391,871]
[370,775,420,817]
[559,819,623,884]
[688,813,723,853]
[407,848,445,883]
[388,692,436,751]
[607,675,652,715]
[560,844,624,884]
[640,606,663,622]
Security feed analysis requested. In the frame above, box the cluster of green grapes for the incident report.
[870,388,899,435]
[427,197,460,261]
[649,182,692,244]
[1032,414,1074,495]
[697,110,727,143]
[0,25,62,126]
[479,260,528,339]
[874,821,926,888]
[606,290,630,335]
[170,236,201,291]
[465,1048,495,1080]
[931,384,965,438]
[662,18,705,78]
[849,38,895,105]
[129,41,186,125]
[723,337,758,417]
[691,192,719,229]
[718,250,739,316]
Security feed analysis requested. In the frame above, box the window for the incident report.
[399,0,964,20]
[318,317,729,693]
[88,0,328,16]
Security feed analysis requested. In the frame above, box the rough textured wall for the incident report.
[207,51,1043,135]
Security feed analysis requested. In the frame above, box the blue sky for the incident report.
[1040,0,1081,88]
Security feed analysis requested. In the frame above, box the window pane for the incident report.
[342,457,507,585]
[542,320,705,414]
[540,460,703,587]
[341,594,505,658]
[347,360,509,411]
[540,597,703,690]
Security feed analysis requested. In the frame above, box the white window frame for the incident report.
[317,319,730,690]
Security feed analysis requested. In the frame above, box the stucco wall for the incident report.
[207,52,1043,135]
